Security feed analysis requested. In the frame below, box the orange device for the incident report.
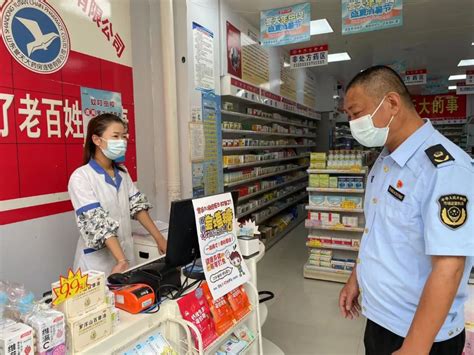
[112,284,155,314]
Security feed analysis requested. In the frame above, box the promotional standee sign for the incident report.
[0,0,136,225]
[260,2,311,47]
[342,0,403,35]
[192,193,250,300]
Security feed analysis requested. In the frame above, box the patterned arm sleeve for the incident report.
[76,207,120,249]
[129,192,153,219]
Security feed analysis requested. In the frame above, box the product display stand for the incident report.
[78,247,265,355]
[221,75,320,249]
[303,164,367,284]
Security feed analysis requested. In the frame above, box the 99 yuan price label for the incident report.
[52,269,89,306]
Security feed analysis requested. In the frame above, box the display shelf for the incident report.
[222,128,316,139]
[264,214,306,250]
[222,110,317,129]
[238,176,307,202]
[237,185,307,219]
[204,310,254,354]
[223,144,316,152]
[306,242,359,252]
[304,221,364,233]
[303,263,351,283]
[224,165,307,188]
[305,206,364,213]
[256,193,308,225]
[224,153,309,170]
[307,168,367,175]
[307,187,365,194]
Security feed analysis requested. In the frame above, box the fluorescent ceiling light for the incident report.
[283,62,290,68]
[448,74,466,80]
[328,52,351,63]
[458,59,474,66]
[310,19,333,35]
[472,42,474,46]
[448,85,457,90]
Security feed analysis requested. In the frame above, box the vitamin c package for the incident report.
[177,287,218,349]
[201,282,236,335]
[225,286,251,321]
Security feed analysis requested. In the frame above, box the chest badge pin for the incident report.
[396,180,403,189]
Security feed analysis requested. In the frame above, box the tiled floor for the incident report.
[258,222,366,355]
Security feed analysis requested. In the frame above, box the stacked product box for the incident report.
[307,236,360,249]
[308,249,356,271]
[52,271,119,354]
[310,153,326,169]
[309,195,363,210]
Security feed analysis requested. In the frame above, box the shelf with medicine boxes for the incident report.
[221,83,316,249]
[224,153,310,170]
[223,144,316,152]
[303,151,368,283]
[224,165,308,188]
[237,184,307,219]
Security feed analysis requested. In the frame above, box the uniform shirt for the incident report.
[357,120,474,342]
[68,159,152,274]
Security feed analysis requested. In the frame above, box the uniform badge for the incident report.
[388,185,405,202]
[438,194,468,229]
[425,144,454,167]
[396,180,403,189]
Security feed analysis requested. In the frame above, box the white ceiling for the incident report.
[224,0,474,88]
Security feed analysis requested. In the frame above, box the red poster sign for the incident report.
[412,94,466,120]
[226,21,242,78]
[0,1,136,225]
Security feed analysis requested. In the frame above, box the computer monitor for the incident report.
[165,191,239,268]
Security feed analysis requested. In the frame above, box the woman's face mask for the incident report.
[100,138,127,161]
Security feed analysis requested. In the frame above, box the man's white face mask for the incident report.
[349,96,395,148]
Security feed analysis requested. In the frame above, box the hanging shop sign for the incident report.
[404,69,427,86]
[260,2,311,47]
[342,0,403,35]
[422,78,449,95]
[289,45,328,69]
[226,21,242,78]
[466,70,474,86]
[457,83,474,95]
[192,193,250,299]
[0,0,136,225]
[412,94,467,122]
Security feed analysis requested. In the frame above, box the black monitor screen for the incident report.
[165,191,239,268]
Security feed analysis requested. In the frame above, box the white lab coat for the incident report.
[68,160,139,276]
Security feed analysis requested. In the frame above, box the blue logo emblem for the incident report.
[1,0,70,74]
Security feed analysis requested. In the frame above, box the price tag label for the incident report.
[52,269,89,306]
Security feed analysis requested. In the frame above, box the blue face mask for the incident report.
[100,138,127,161]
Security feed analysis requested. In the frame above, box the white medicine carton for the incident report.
[0,321,35,355]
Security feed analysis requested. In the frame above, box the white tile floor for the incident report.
[258,222,366,355]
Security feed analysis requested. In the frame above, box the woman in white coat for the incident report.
[68,113,167,275]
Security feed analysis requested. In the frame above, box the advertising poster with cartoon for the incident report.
[192,193,250,299]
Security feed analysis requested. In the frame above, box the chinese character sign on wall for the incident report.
[412,94,467,123]
[260,2,311,46]
[192,193,250,299]
[404,69,427,86]
[0,0,136,225]
[342,0,403,35]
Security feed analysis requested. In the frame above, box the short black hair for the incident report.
[346,65,414,108]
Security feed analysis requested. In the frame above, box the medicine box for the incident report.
[329,177,338,189]
[309,195,326,207]
[53,270,106,319]
[0,322,34,355]
[311,152,327,162]
[309,175,320,188]
[319,174,330,188]
[67,304,112,353]
[331,261,346,270]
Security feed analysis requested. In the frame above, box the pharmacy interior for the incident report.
[1,0,474,354]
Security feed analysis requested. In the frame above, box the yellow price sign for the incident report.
[52,269,89,306]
